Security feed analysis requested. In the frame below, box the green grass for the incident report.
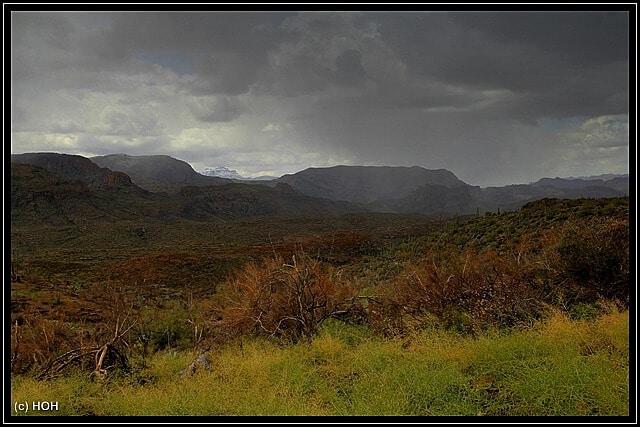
[11,309,629,417]
[10,198,630,418]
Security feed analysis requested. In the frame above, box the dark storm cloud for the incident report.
[10,9,630,186]
[376,11,629,121]
[187,96,246,123]
[12,12,289,93]
[331,49,367,86]
[107,12,289,95]
[253,12,392,98]
[450,12,629,65]
[508,61,629,120]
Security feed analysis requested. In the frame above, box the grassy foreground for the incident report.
[11,307,629,417]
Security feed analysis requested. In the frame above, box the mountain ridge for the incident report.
[9,154,370,226]
[272,165,468,204]
[90,153,232,193]
[10,152,629,219]
[11,152,137,191]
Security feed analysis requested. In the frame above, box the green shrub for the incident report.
[557,218,629,306]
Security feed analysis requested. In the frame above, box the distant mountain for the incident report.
[11,152,136,191]
[201,166,278,181]
[370,184,477,215]
[91,154,231,193]
[10,154,369,225]
[11,152,630,220]
[200,166,245,180]
[529,176,629,195]
[571,173,629,181]
[605,177,630,194]
[247,175,279,181]
[532,176,623,189]
[10,162,168,226]
[272,165,467,204]
[474,180,628,212]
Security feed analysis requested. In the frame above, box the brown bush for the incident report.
[371,209,630,337]
[555,217,629,306]
[373,249,544,336]
[212,251,364,342]
[10,281,142,379]
[11,315,86,375]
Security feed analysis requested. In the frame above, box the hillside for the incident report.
[271,165,467,204]
[11,152,136,191]
[12,152,629,216]
[270,164,628,215]
[10,157,370,226]
[473,181,628,211]
[177,182,369,220]
[10,180,629,417]
[91,153,231,193]
[10,163,171,226]
[369,183,477,215]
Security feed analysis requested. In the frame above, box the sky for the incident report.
[9,8,631,187]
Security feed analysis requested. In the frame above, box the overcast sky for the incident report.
[10,9,630,186]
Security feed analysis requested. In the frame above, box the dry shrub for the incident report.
[212,251,364,343]
[372,211,629,337]
[374,249,544,336]
[556,217,629,306]
[523,216,630,310]
[11,281,141,379]
[11,316,85,375]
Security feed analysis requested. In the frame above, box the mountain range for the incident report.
[10,152,629,225]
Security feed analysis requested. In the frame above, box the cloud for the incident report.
[523,115,631,179]
[10,10,630,187]
[330,49,367,86]
[577,115,629,149]
[187,96,246,123]
[261,123,292,132]
[12,131,80,153]
[450,12,629,65]
[257,12,397,97]
[377,12,629,121]
[100,105,161,136]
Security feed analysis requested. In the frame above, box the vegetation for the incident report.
[9,196,630,417]
[11,309,629,416]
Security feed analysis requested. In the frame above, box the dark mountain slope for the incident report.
[473,183,627,212]
[10,161,370,226]
[177,183,370,221]
[91,153,231,193]
[11,152,135,191]
[10,163,170,226]
[369,183,477,215]
[12,152,629,219]
[272,165,467,204]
